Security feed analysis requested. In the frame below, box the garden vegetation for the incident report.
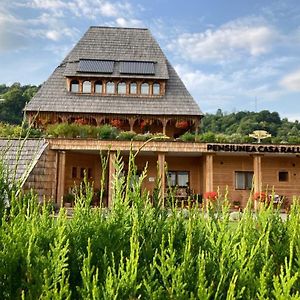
[1,150,300,299]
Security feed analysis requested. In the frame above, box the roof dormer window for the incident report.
[82,80,91,93]
[129,82,137,94]
[94,80,102,93]
[106,81,115,94]
[117,82,126,94]
[70,80,79,92]
[141,82,150,95]
[153,83,160,95]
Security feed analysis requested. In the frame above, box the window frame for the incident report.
[70,80,79,92]
[278,171,289,182]
[153,82,160,95]
[167,170,190,188]
[82,80,91,93]
[129,82,137,95]
[106,81,115,94]
[117,81,126,94]
[141,82,150,95]
[94,80,103,94]
[235,171,253,190]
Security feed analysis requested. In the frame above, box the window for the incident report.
[80,168,85,179]
[94,80,102,93]
[129,82,137,94]
[279,171,289,182]
[82,80,91,93]
[153,83,160,95]
[70,80,79,92]
[235,171,253,190]
[117,82,126,94]
[141,82,150,95]
[106,81,115,94]
[88,168,93,179]
[167,171,189,187]
[72,167,77,179]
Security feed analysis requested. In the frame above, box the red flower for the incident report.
[175,120,189,129]
[253,192,267,202]
[204,191,218,201]
[140,120,150,129]
[110,119,122,128]
[74,118,88,125]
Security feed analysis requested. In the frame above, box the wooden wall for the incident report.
[23,147,57,200]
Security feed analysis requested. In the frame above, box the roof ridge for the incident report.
[89,26,148,30]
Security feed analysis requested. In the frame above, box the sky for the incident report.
[1,0,300,121]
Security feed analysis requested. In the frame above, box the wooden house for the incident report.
[2,26,299,209]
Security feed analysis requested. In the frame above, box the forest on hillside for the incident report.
[0,83,300,143]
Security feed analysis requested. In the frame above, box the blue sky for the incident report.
[1,0,300,121]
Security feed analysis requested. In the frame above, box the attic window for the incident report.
[141,83,150,95]
[130,82,137,94]
[153,83,160,95]
[82,81,91,93]
[94,80,102,93]
[117,82,126,94]
[106,81,115,94]
[70,80,79,92]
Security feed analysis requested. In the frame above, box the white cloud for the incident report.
[115,17,144,28]
[168,18,277,62]
[174,63,288,113]
[280,69,300,91]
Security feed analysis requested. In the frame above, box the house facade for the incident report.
[17,26,300,208]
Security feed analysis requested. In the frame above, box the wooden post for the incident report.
[204,154,214,193]
[253,154,263,209]
[56,151,66,207]
[253,155,263,193]
[108,151,116,208]
[158,152,166,207]
[129,118,135,132]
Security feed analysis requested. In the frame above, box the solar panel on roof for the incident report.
[119,61,155,75]
[78,60,114,73]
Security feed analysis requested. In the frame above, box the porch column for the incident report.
[194,119,200,135]
[129,118,135,132]
[253,154,263,193]
[204,154,214,193]
[162,119,167,135]
[158,152,166,207]
[108,151,116,208]
[56,151,66,207]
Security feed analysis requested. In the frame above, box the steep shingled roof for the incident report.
[25,26,202,117]
[0,139,48,186]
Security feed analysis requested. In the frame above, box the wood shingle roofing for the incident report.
[25,26,202,117]
[0,139,48,186]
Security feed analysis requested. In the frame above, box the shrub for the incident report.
[96,124,119,140]
[117,131,136,140]
[1,153,300,299]
[133,133,153,141]
[178,132,195,142]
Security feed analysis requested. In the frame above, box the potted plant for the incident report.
[233,200,241,209]
[63,193,75,207]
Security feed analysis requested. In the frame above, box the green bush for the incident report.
[178,132,195,142]
[117,131,136,140]
[96,124,119,140]
[1,153,300,299]
[133,133,154,141]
